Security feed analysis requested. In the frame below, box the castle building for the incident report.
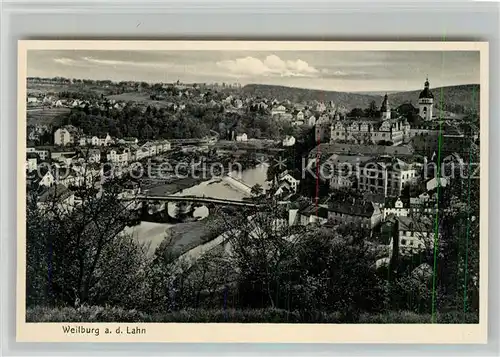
[329,94,409,146]
[418,77,434,121]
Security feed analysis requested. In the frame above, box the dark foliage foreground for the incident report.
[27,306,478,324]
[26,156,480,324]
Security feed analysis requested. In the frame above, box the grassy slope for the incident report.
[27,107,71,126]
[27,305,478,324]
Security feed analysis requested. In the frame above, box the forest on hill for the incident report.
[242,84,480,114]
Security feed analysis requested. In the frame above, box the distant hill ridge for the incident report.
[242,83,480,113]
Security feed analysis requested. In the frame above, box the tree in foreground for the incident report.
[26,169,150,310]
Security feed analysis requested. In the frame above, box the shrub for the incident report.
[26,306,478,324]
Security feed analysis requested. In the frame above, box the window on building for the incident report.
[401,239,407,245]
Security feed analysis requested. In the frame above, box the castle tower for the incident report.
[418,77,434,121]
[380,93,391,120]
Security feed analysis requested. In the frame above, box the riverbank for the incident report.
[144,176,211,196]
[165,215,228,256]
[125,213,228,257]
[124,222,172,255]
[131,164,268,256]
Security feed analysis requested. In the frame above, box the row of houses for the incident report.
[54,126,171,153]
[27,138,172,172]
[289,189,440,259]
[311,154,420,196]
[26,95,128,110]
[54,126,115,147]
[289,196,381,230]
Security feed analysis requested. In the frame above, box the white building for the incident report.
[308,115,317,127]
[107,148,130,165]
[26,147,50,161]
[329,175,354,190]
[156,140,172,153]
[389,216,438,257]
[80,134,113,147]
[25,156,38,172]
[58,170,86,188]
[316,102,327,113]
[426,177,448,191]
[383,197,410,220]
[236,133,248,142]
[380,93,391,120]
[296,205,329,226]
[135,142,157,160]
[54,125,80,146]
[327,199,382,230]
[282,136,296,147]
[117,137,139,145]
[358,157,418,197]
[418,77,434,121]
[99,134,113,146]
[39,171,55,188]
[271,105,286,116]
[37,184,75,214]
[274,170,301,196]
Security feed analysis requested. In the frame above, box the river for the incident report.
[123,163,269,254]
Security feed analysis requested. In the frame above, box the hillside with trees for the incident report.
[242,84,480,114]
[387,84,480,115]
[57,102,296,141]
[242,84,379,109]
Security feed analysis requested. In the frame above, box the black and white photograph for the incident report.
[18,41,487,341]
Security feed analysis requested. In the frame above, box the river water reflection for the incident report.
[126,164,269,253]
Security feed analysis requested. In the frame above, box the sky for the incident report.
[27,50,480,92]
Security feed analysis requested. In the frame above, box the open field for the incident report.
[27,82,110,95]
[27,107,70,126]
[106,92,169,107]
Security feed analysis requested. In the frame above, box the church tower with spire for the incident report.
[418,77,434,121]
[380,93,391,120]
